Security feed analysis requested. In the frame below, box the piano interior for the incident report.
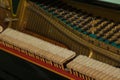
[0,0,120,80]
